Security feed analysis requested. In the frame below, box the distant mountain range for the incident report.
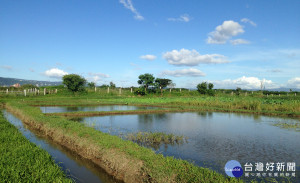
[0,77,62,87]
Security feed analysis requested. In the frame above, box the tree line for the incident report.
[62,73,214,95]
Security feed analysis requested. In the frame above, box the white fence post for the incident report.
[131,87,133,93]
[107,87,110,94]
[6,89,8,94]
[180,88,182,93]
[44,88,46,95]
[24,90,26,97]
[55,89,57,93]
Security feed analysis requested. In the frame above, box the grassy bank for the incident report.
[18,94,300,117]
[0,111,72,182]
[5,101,243,183]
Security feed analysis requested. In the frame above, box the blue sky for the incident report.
[1,0,299,89]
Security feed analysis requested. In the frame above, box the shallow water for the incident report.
[3,110,119,183]
[40,105,158,113]
[77,111,300,182]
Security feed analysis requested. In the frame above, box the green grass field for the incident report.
[0,111,73,182]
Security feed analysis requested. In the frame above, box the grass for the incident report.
[5,100,245,183]
[7,88,298,117]
[273,122,300,131]
[0,111,72,182]
[126,131,188,149]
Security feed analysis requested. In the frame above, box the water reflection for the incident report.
[77,111,300,181]
[40,105,159,113]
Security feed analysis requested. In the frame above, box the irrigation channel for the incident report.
[3,110,120,183]
[41,105,300,182]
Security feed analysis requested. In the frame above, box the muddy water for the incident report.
[76,111,300,182]
[40,105,158,113]
[3,110,119,183]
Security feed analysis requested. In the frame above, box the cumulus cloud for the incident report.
[211,76,277,89]
[167,14,191,22]
[1,65,12,70]
[140,54,157,61]
[44,68,68,78]
[87,72,110,84]
[119,0,144,20]
[163,48,229,66]
[161,68,205,77]
[230,39,250,45]
[207,20,244,44]
[287,77,300,88]
[241,18,257,26]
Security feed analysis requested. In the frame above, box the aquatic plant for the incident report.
[126,131,188,149]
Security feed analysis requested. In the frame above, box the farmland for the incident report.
[0,87,299,182]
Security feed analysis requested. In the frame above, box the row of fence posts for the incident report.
[18,88,57,96]
[93,87,183,94]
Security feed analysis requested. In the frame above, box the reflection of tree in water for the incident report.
[154,113,168,121]
[66,106,79,112]
[197,112,213,118]
[231,113,261,122]
[138,114,154,123]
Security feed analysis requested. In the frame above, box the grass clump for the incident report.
[273,122,300,131]
[0,111,73,182]
[126,131,188,149]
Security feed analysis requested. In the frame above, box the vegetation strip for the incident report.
[6,101,243,183]
[0,111,72,182]
[22,94,300,117]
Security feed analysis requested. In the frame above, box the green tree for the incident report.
[155,78,172,94]
[197,82,208,94]
[109,81,116,88]
[87,82,95,88]
[62,74,86,93]
[138,73,155,92]
[197,82,214,95]
[236,87,242,96]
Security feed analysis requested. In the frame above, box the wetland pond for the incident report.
[3,110,119,183]
[40,106,300,182]
[40,105,158,113]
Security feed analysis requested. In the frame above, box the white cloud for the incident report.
[119,0,144,20]
[161,68,205,77]
[87,72,110,84]
[44,68,68,78]
[241,18,257,26]
[167,14,191,22]
[163,48,229,66]
[140,54,157,61]
[230,39,250,45]
[1,65,12,70]
[287,77,300,88]
[211,76,277,89]
[207,20,244,44]
[88,72,110,78]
